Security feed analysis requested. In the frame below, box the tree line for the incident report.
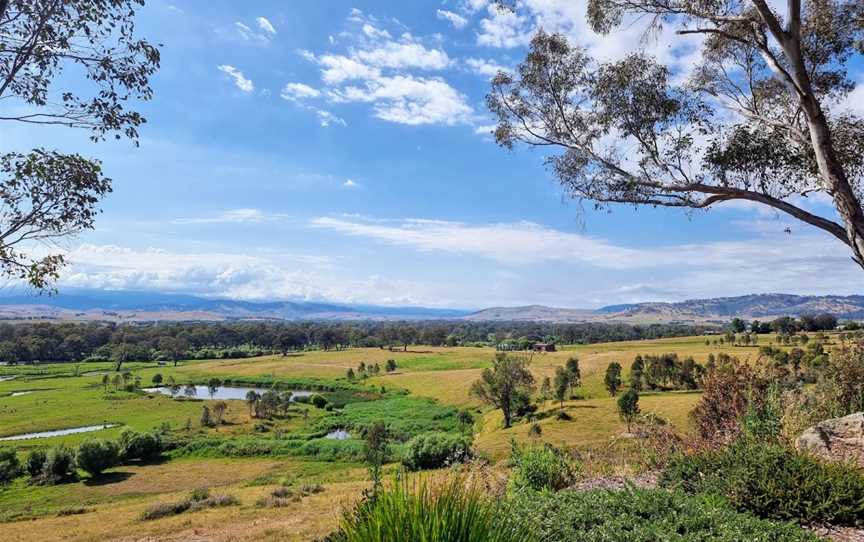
[0,320,711,364]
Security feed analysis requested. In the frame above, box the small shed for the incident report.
[533,343,556,353]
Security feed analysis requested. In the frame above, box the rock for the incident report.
[797,412,864,465]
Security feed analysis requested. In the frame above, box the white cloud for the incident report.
[280,82,321,101]
[474,123,497,134]
[217,65,254,92]
[465,57,510,77]
[296,11,473,127]
[256,16,276,36]
[343,179,360,188]
[173,208,288,225]
[58,244,447,307]
[437,9,468,29]
[355,41,452,70]
[310,215,861,291]
[316,110,347,127]
[461,0,489,14]
[330,75,473,125]
[476,4,531,48]
[841,76,864,116]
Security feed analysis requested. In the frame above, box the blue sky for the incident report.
[3,0,863,309]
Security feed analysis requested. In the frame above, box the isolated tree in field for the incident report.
[206,378,221,400]
[617,388,641,433]
[151,374,163,387]
[553,366,570,412]
[540,375,552,400]
[245,390,260,418]
[212,401,228,425]
[260,390,280,418]
[279,391,293,416]
[101,374,109,392]
[489,2,864,269]
[470,353,535,428]
[111,374,122,392]
[0,2,158,290]
[167,376,180,398]
[364,421,389,501]
[158,337,188,367]
[605,362,623,396]
[565,357,581,397]
[386,359,397,372]
[200,405,212,427]
[346,368,355,380]
[730,319,747,334]
[183,383,196,399]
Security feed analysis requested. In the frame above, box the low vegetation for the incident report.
[140,488,239,521]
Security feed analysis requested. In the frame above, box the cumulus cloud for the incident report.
[58,244,446,307]
[465,57,510,77]
[316,110,347,127]
[217,65,254,92]
[295,10,473,127]
[343,179,360,188]
[280,82,321,101]
[437,9,468,29]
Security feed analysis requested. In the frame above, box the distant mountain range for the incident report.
[0,289,862,324]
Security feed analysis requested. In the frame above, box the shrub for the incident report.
[402,432,472,471]
[0,448,21,484]
[118,428,162,462]
[506,487,820,541]
[509,442,576,493]
[76,438,119,477]
[661,439,864,526]
[25,448,46,478]
[310,394,328,409]
[42,445,76,484]
[333,477,530,542]
[139,490,239,521]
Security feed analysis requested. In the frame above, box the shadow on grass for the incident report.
[84,471,134,486]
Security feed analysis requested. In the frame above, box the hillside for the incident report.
[0,290,862,323]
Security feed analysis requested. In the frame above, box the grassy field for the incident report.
[0,333,836,540]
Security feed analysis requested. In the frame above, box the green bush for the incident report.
[401,432,472,471]
[140,490,239,521]
[118,428,162,462]
[332,477,531,542]
[311,394,329,408]
[76,438,119,477]
[661,440,864,526]
[0,448,21,484]
[25,448,46,478]
[42,445,76,484]
[506,487,819,541]
[509,442,577,493]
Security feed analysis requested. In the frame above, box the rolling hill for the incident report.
[0,290,862,324]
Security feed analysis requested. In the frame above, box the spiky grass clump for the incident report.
[335,477,530,542]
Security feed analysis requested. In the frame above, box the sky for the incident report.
[2,0,864,310]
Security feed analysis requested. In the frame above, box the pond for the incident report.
[8,391,32,397]
[142,385,314,401]
[0,424,117,441]
[325,429,352,440]
[0,376,17,382]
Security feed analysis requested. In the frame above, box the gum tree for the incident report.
[489,1,864,268]
[0,1,159,289]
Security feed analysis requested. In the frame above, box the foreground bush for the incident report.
[76,438,119,477]
[507,487,819,541]
[118,429,162,462]
[0,448,21,484]
[661,439,864,526]
[401,432,471,471]
[509,442,576,493]
[330,478,530,542]
[41,445,76,484]
[25,448,46,478]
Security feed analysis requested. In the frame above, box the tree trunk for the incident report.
[802,97,864,268]
[502,404,511,428]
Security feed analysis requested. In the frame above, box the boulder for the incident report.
[797,412,864,465]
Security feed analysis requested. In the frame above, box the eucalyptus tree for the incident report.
[488,1,864,267]
[0,1,159,289]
